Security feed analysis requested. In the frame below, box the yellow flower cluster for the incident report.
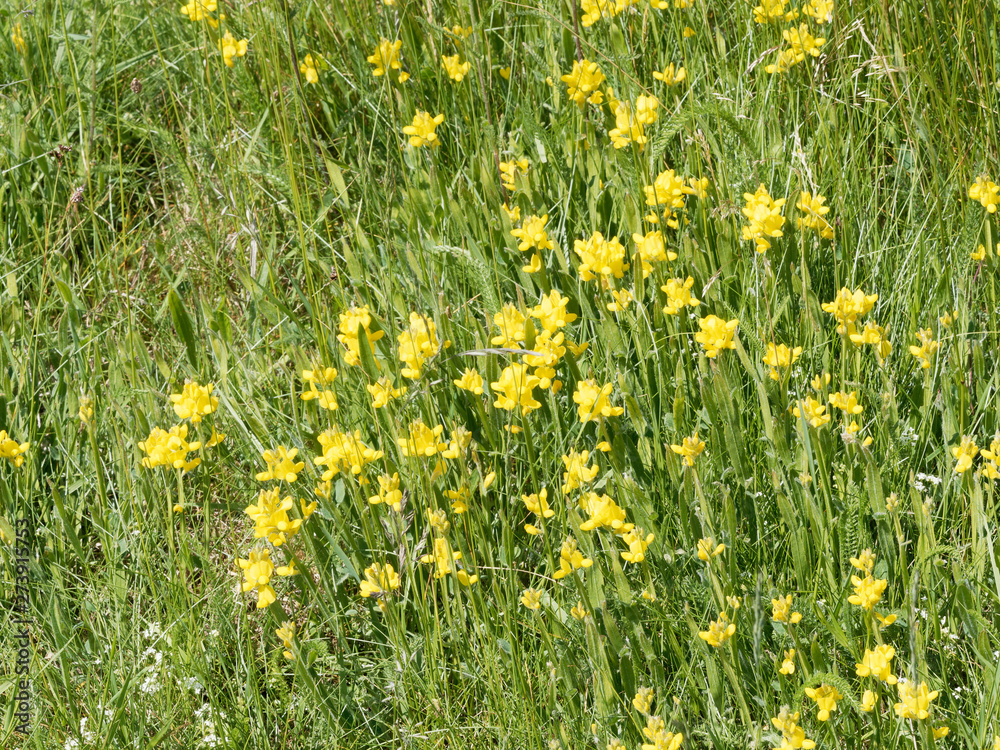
[368,39,409,83]
[741,184,786,252]
[337,305,384,367]
[0,430,30,468]
[561,59,606,107]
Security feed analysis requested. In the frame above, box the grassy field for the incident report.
[2,0,1000,747]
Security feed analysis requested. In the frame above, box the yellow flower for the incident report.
[553,536,593,579]
[635,94,660,126]
[801,0,833,22]
[779,649,796,675]
[771,708,815,749]
[765,48,803,76]
[694,315,739,358]
[804,684,842,721]
[491,363,542,415]
[875,611,898,629]
[741,184,786,252]
[951,435,978,474]
[313,427,383,479]
[633,687,654,714]
[579,492,632,532]
[795,191,834,238]
[300,367,339,410]
[244,487,303,546]
[784,24,826,59]
[337,305,383,366]
[0,430,30,468]
[420,537,478,584]
[671,434,706,467]
[771,594,802,623]
[238,548,276,608]
[397,420,448,457]
[633,231,677,277]
[441,425,472,459]
[644,169,697,227]
[980,438,1000,480]
[520,588,543,610]
[621,527,654,564]
[860,689,878,712]
[581,0,616,25]
[939,309,958,327]
[444,486,470,514]
[792,397,830,428]
[502,202,520,223]
[932,727,949,740]
[368,473,403,511]
[850,548,875,573]
[661,277,700,315]
[893,680,939,720]
[698,612,735,647]
[217,31,248,68]
[682,26,695,37]
[573,380,624,422]
[522,330,566,389]
[256,446,305,482]
[367,377,406,408]
[397,312,443,378]
[763,343,802,380]
[276,621,295,659]
[491,303,527,347]
[299,54,320,84]
[752,0,798,23]
[78,396,94,425]
[972,244,987,261]
[499,67,511,80]
[561,449,599,495]
[403,111,445,148]
[822,287,878,336]
[856,645,897,684]
[969,175,1000,213]
[276,557,298,577]
[561,58,606,107]
[849,321,893,361]
[574,232,629,281]
[696,537,725,561]
[607,288,634,312]
[170,381,219,422]
[11,22,26,55]
[453,368,484,394]
[908,328,939,369]
[653,63,686,87]
[359,562,401,600]
[640,724,683,750]
[848,574,887,610]
[522,487,555,533]
[499,158,529,191]
[608,102,649,151]
[511,214,555,253]
[441,53,471,81]
[180,0,220,26]
[368,39,404,78]
[137,425,201,472]
[829,390,863,415]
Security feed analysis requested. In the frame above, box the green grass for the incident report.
[2,0,1000,748]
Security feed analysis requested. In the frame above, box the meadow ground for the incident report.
[2,0,1000,748]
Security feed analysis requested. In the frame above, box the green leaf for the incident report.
[168,289,199,370]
